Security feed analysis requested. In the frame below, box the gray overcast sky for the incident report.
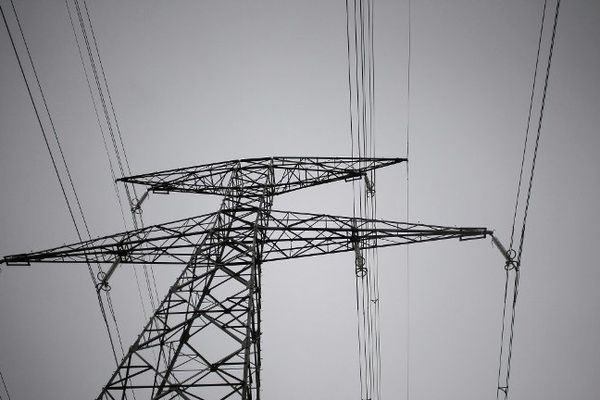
[1,0,599,399]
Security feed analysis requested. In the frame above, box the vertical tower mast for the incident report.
[100,160,276,399]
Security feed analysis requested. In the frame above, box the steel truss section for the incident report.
[118,156,405,198]
[1,157,490,400]
[2,209,489,267]
[98,198,272,400]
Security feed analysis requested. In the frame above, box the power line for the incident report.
[71,0,161,312]
[405,1,412,399]
[346,0,355,158]
[0,366,11,400]
[497,1,561,398]
[7,0,94,240]
[0,1,82,241]
[64,0,130,230]
[2,0,126,370]
[65,3,162,387]
[3,8,124,352]
[64,0,149,323]
[497,1,548,397]
[509,0,549,250]
[517,0,560,264]
[82,0,134,178]
[346,0,382,398]
[67,0,160,310]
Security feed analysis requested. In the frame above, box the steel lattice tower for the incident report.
[2,156,490,399]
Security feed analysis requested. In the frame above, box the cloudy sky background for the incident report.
[0,0,599,399]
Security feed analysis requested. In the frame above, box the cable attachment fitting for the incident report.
[131,190,150,214]
[354,248,367,277]
[364,174,376,198]
[95,257,123,292]
[96,271,111,292]
[491,234,520,271]
[504,249,519,271]
[351,221,367,277]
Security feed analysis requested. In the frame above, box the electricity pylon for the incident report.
[2,156,490,399]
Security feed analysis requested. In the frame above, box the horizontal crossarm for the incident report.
[2,211,220,266]
[119,156,404,198]
[261,210,491,261]
[2,208,490,267]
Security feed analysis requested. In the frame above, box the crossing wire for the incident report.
[498,0,561,398]
[517,0,560,264]
[63,0,154,328]
[64,0,128,224]
[65,2,165,390]
[69,0,160,321]
[497,0,548,397]
[7,0,95,239]
[73,0,161,310]
[346,0,382,398]
[0,2,82,241]
[0,367,11,400]
[10,0,130,361]
[404,1,412,399]
[0,0,125,367]
[509,0,548,250]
